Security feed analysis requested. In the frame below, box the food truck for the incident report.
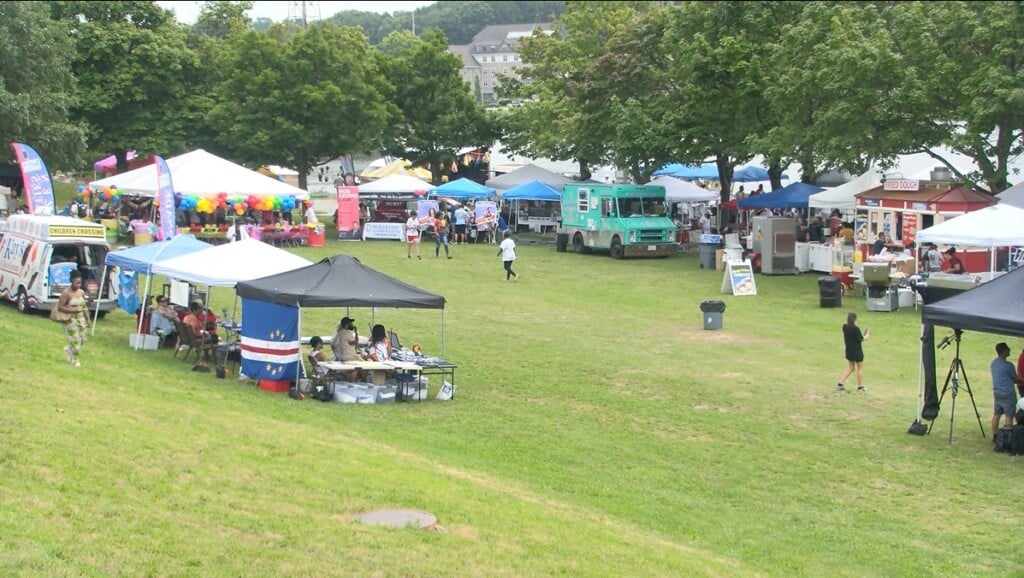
[557,184,677,258]
[0,214,117,315]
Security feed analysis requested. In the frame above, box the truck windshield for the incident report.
[618,198,666,218]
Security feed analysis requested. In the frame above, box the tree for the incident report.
[210,23,399,190]
[0,2,85,169]
[50,1,198,173]
[501,2,653,180]
[379,29,495,184]
[193,1,253,39]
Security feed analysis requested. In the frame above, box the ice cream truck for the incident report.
[0,214,117,315]
[556,184,677,258]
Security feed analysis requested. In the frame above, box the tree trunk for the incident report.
[577,158,591,182]
[715,155,733,204]
[767,155,784,191]
[114,149,129,174]
[295,152,309,192]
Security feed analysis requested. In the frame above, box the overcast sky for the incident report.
[157,1,436,25]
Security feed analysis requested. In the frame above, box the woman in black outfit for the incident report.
[837,311,869,392]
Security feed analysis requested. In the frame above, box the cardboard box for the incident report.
[128,333,160,350]
[716,249,726,271]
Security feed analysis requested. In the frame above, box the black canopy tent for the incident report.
[236,254,447,380]
[917,266,1024,423]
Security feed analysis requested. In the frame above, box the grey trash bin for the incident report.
[699,300,726,330]
[699,243,718,269]
[817,276,842,308]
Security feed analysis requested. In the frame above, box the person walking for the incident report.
[497,230,518,281]
[990,342,1023,442]
[404,210,421,259]
[837,311,869,392]
[453,205,469,244]
[53,269,90,366]
[434,212,451,259]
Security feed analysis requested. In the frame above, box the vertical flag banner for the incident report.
[10,142,55,215]
[335,185,360,239]
[154,155,177,240]
[240,298,300,381]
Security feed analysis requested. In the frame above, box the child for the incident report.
[497,230,518,281]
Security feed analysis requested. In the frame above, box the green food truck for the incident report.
[556,184,677,259]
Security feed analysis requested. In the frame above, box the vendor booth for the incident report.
[92,234,214,343]
[499,179,561,233]
[485,163,573,192]
[430,178,495,200]
[359,159,432,182]
[916,203,1024,273]
[854,173,996,271]
[89,150,310,244]
[235,254,453,401]
[357,175,434,241]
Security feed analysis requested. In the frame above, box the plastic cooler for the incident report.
[101,219,119,243]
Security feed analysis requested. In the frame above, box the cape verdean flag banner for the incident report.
[10,142,55,215]
[154,155,177,240]
[240,298,300,381]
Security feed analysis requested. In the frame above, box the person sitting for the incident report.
[368,324,391,362]
[149,295,178,344]
[183,301,219,346]
[332,316,365,362]
[308,336,329,369]
[944,247,965,274]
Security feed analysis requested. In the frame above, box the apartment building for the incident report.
[449,23,553,106]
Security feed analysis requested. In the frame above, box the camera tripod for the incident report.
[928,330,985,444]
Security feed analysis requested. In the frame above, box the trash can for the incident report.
[699,243,719,269]
[699,300,726,330]
[817,276,842,308]
[307,226,325,247]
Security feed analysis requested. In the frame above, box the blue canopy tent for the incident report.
[500,180,561,232]
[430,177,496,200]
[94,234,214,341]
[653,162,720,179]
[737,182,824,210]
[733,165,790,183]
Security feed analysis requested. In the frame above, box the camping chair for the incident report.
[387,330,402,356]
[172,318,215,364]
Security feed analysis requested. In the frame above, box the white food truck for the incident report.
[0,214,117,315]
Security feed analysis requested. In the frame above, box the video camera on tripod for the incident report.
[936,329,962,351]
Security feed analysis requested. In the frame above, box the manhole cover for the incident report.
[355,509,437,530]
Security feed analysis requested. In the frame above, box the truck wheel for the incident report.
[16,289,30,314]
[555,233,568,252]
[572,233,587,254]
[610,236,624,259]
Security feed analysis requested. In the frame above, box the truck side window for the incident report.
[577,190,588,212]
[602,198,616,217]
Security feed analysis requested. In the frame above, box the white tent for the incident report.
[151,239,312,287]
[646,176,717,203]
[486,163,575,192]
[808,168,883,210]
[89,149,310,200]
[917,204,1024,247]
[357,174,433,194]
[997,181,1024,208]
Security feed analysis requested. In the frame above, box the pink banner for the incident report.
[336,186,360,233]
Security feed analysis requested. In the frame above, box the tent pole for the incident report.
[134,274,154,349]
[441,308,446,358]
[91,265,108,336]
[296,304,303,385]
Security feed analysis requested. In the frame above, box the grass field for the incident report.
[2,194,1022,576]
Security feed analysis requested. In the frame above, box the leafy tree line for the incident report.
[327,1,565,46]
[0,1,493,191]
[499,1,1024,197]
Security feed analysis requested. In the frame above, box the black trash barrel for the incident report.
[699,300,726,330]
[817,276,842,308]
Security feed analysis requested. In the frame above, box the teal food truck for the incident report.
[556,184,677,259]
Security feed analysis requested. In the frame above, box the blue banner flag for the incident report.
[10,142,55,215]
[154,155,177,240]
[240,298,300,381]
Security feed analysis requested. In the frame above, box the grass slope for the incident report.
[1,225,1020,576]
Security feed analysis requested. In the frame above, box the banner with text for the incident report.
[336,186,360,238]
[10,142,55,215]
[154,155,177,240]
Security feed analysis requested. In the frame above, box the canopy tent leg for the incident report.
[295,304,304,385]
[91,264,108,335]
[441,309,446,358]
[133,274,154,350]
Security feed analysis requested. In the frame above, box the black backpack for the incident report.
[1011,425,1024,456]
[994,427,1015,453]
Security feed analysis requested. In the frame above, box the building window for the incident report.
[503,67,509,75]
[503,55,508,62]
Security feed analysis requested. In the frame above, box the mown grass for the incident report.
[2,188,1021,576]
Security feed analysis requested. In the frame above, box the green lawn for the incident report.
[1,192,1020,576]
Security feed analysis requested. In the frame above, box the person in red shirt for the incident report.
[944,247,965,274]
